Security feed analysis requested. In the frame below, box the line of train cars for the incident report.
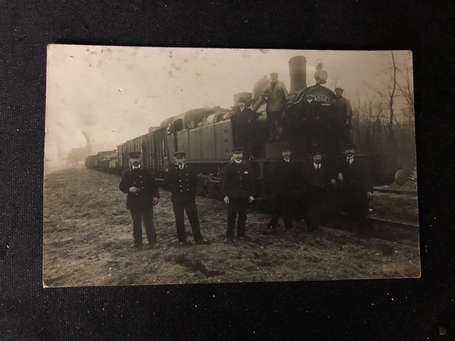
[85,55,355,200]
[85,104,253,199]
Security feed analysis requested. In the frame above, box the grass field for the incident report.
[43,168,420,287]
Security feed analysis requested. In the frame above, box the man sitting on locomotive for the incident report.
[337,143,373,234]
[119,152,159,249]
[263,72,288,142]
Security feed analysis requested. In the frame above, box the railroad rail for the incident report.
[373,187,417,196]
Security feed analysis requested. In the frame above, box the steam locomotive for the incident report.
[85,55,354,200]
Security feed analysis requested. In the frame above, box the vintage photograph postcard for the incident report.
[44,45,419,287]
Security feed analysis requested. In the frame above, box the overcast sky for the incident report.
[45,45,412,166]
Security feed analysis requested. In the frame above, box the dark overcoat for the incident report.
[119,168,159,210]
[223,161,256,199]
[270,160,302,198]
[233,108,261,149]
[339,157,371,217]
[302,160,333,201]
[164,163,199,203]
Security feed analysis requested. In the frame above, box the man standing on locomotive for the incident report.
[332,87,353,146]
[337,143,372,234]
[264,72,288,142]
[165,151,208,246]
[119,152,159,249]
[223,148,255,243]
[266,146,301,233]
[302,148,337,231]
[233,98,260,160]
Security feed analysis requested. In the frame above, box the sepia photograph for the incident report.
[43,45,420,287]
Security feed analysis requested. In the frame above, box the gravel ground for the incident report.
[43,168,421,287]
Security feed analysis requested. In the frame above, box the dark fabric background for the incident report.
[0,1,454,340]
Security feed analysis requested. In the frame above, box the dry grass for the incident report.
[43,168,420,287]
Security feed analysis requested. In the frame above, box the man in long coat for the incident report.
[337,144,372,233]
[223,149,256,242]
[165,151,208,246]
[119,152,159,249]
[302,149,337,231]
[266,147,301,233]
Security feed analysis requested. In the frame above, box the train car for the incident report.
[142,127,169,177]
[85,155,98,169]
[117,134,146,171]
[95,150,117,171]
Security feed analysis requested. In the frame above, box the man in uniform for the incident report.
[302,149,337,231]
[266,147,301,233]
[119,152,159,249]
[332,87,353,146]
[337,144,372,234]
[264,72,288,142]
[233,98,260,159]
[165,151,208,246]
[223,148,255,242]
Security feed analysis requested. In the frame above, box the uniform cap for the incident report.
[344,143,357,151]
[174,151,186,158]
[128,151,142,159]
[232,148,244,154]
[281,144,292,152]
[310,143,323,155]
[335,87,344,91]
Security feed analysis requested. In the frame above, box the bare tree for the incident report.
[396,51,415,123]
[388,51,398,135]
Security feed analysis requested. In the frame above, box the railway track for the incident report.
[373,187,417,196]
[328,214,419,244]
[368,215,418,229]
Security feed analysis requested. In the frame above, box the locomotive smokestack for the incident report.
[288,56,307,93]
